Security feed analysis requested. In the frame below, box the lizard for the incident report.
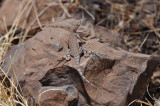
[49,18,98,90]
[66,21,98,90]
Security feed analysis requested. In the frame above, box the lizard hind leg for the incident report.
[82,47,102,62]
[80,47,90,58]
[79,47,84,57]
[56,49,71,66]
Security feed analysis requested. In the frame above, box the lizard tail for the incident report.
[75,56,99,90]
[77,68,99,90]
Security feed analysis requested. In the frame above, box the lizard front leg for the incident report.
[56,37,71,62]
[55,49,71,68]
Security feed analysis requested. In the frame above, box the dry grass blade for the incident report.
[139,33,150,49]
[79,5,95,20]
[32,0,43,30]
[58,0,71,17]
[125,28,160,35]
[143,17,160,39]
[2,17,8,33]
[128,99,153,106]
[0,0,32,59]
[22,1,55,42]
[0,0,34,105]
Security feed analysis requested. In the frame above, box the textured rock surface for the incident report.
[2,18,160,106]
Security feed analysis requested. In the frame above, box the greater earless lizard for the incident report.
[50,18,98,90]
[67,21,98,90]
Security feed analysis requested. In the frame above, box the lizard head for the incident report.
[51,18,81,31]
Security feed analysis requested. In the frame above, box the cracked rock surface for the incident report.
[2,18,160,106]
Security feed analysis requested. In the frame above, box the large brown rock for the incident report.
[1,18,160,106]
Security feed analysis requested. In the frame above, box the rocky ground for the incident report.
[0,0,160,106]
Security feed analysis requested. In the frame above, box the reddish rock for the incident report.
[94,26,127,49]
[1,18,160,106]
